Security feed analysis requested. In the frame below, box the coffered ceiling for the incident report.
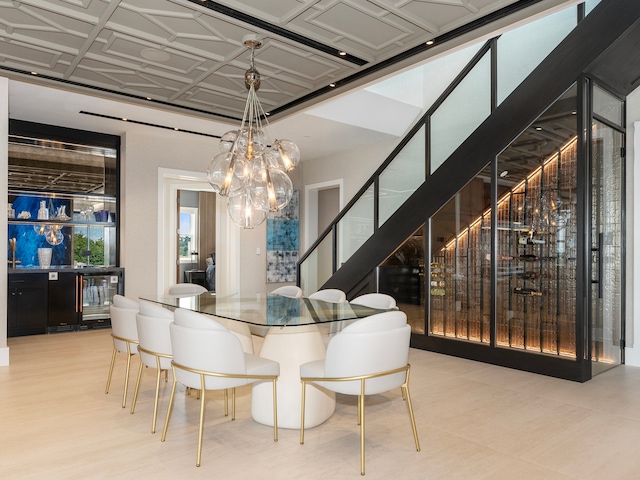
[0,0,561,123]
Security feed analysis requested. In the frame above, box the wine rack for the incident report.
[429,137,578,359]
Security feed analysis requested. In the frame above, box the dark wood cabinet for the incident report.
[48,271,80,332]
[8,268,124,337]
[8,273,48,336]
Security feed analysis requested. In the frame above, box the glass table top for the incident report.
[139,292,389,327]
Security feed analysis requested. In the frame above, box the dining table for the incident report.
[139,291,390,429]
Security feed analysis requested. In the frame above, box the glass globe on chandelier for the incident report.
[207,35,300,229]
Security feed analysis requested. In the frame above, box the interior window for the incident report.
[179,207,198,263]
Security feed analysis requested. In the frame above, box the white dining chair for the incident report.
[350,293,398,310]
[299,310,420,475]
[308,288,347,303]
[270,285,303,298]
[105,294,139,408]
[131,300,174,433]
[164,283,208,295]
[162,308,280,467]
[218,317,255,354]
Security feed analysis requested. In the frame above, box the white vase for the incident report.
[38,248,52,268]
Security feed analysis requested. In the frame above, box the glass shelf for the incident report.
[8,190,118,269]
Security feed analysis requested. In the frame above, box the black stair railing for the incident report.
[298,0,640,298]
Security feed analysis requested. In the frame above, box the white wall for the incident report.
[300,137,398,249]
[121,127,312,300]
[120,129,215,300]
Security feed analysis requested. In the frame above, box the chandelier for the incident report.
[207,36,300,229]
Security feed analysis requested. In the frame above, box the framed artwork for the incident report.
[266,190,299,282]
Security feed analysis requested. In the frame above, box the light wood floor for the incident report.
[2,329,640,479]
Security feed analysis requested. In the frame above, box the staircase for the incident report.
[299,0,640,300]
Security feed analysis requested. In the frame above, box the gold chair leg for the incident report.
[272,378,278,442]
[231,388,236,421]
[130,361,145,414]
[357,395,362,425]
[151,359,163,434]
[121,344,133,408]
[224,389,229,417]
[359,379,366,476]
[196,375,207,467]
[161,368,178,442]
[105,346,117,394]
[300,380,307,445]
[403,384,420,452]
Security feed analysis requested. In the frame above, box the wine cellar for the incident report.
[381,81,626,382]
[429,137,578,359]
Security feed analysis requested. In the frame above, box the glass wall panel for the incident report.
[365,43,482,114]
[337,185,374,268]
[585,0,602,15]
[497,7,576,105]
[379,126,426,227]
[591,119,623,374]
[496,85,578,357]
[379,226,425,334]
[593,84,624,127]
[299,232,333,296]
[429,166,491,343]
[430,52,491,174]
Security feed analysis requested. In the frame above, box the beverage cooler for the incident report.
[48,268,124,332]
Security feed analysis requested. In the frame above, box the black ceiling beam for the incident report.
[266,0,545,117]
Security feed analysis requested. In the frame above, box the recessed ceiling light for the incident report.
[329,83,336,88]
[174,127,179,131]
[146,97,152,101]
[571,111,577,115]
[500,170,509,178]
[122,118,128,122]
[31,71,38,75]
[140,48,171,62]
[338,51,347,56]
[535,127,542,131]
[426,40,434,46]
[265,112,270,116]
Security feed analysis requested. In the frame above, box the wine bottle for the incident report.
[430,280,445,287]
[517,271,539,280]
[519,254,539,262]
[513,287,542,296]
[430,288,445,296]
[518,236,545,245]
[485,253,514,261]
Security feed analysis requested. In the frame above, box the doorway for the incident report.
[304,180,343,250]
[590,109,625,374]
[176,189,216,289]
[158,168,239,297]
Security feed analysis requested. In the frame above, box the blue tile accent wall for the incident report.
[8,196,73,267]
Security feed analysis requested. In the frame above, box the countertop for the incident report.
[8,266,124,274]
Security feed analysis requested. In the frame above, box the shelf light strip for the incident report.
[440,135,578,253]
